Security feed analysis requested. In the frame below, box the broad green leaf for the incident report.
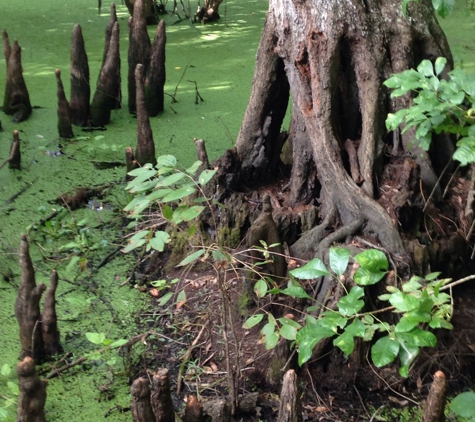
[451,391,475,418]
[198,169,217,186]
[123,195,150,213]
[296,324,336,366]
[319,311,348,331]
[156,155,177,167]
[329,247,351,276]
[435,57,447,76]
[162,186,196,202]
[344,318,366,337]
[176,249,205,267]
[127,164,155,177]
[417,60,434,78]
[86,332,106,345]
[1,364,11,377]
[354,267,387,286]
[290,257,329,279]
[337,286,365,316]
[254,279,268,298]
[280,284,312,300]
[0,408,10,418]
[158,292,173,306]
[280,324,298,341]
[212,249,231,262]
[110,339,129,348]
[388,291,419,312]
[264,332,279,350]
[156,172,186,187]
[122,229,149,253]
[402,277,423,292]
[425,272,442,281]
[395,316,421,333]
[432,0,454,18]
[398,342,419,377]
[186,160,202,175]
[371,336,400,367]
[278,317,302,330]
[396,327,437,347]
[243,314,264,329]
[354,249,388,272]
[333,331,356,357]
[454,139,475,166]
[429,317,453,330]
[172,205,205,224]
[177,289,187,304]
[149,231,170,252]
[261,322,276,336]
[146,188,174,201]
[162,204,174,220]
[385,112,405,130]
[362,314,374,325]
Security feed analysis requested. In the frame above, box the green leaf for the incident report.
[243,314,264,329]
[396,327,437,348]
[296,324,336,366]
[156,172,186,187]
[198,169,217,186]
[149,231,170,252]
[254,279,268,298]
[451,391,475,418]
[389,291,420,312]
[158,292,173,306]
[123,195,150,213]
[156,155,177,168]
[280,282,312,300]
[434,57,447,76]
[344,318,366,337]
[395,316,422,333]
[280,324,298,341]
[417,60,434,78]
[429,317,453,330]
[402,277,423,292]
[329,247,351,276]
[7,381,19,396]
[176,249,206,267]
[162,186,196,202]
[177,289,187,304]
[333,331,356,357]
[371,336,400,367]
[354,267,387,286]
[86,332,106,345]
[261,322,276,337]
[186,160,202,175]
[1,364,11,377]
[425,272,441,281]
[122,229,150,253]
[398,342,419,377]
[264,332,280,350]
[172,205,205,224]
[278,317,302,330]
[432,0,454,18]
[337,286,365,316]
[319,311,348,331]
[290,257,329,279]
[0,408,10,418]
[354,249,388,272]
[110,339,128,348]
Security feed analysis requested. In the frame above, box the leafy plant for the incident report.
[451,391,475,420]
[85,332,128,367]
[243,247,454,377]
[123,155,216,254]
[385,57,475,166]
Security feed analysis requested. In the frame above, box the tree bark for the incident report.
[70,24,90,126]
[184,395,204,422]
[90,21,121,126]
[145,19,166,116]
[41,270,63,359]
[131,377,155,422]
[128,0,151,115]
[150,368,175,422]
[2,30,32,123]
[422,370,447,422]
[55,69,74,139]
[135,63,156,166]
[17,357,47,422]
[9,129,21,169]
[15,235,46,362]
[276,370,302,422]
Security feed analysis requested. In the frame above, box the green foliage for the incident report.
[385,57,475,165]
[451,391,475,420]
[0,364,18,421]
[402,0,454,18]
[123,155,216,255]
[85,332,128,367]
[243,247,454,376]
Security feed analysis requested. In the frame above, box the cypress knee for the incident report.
[55,69,74,138]
[70,24,90,126]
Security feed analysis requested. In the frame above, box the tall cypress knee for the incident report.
[70,24,90,126]
[55,69,74,139]
[128,0,151,114]
[102,3,121,109]
[145,19,166,116]
[2,30,32,123]
[135,64,156,166]
[41,270,63,359]
[91,21,120,126]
